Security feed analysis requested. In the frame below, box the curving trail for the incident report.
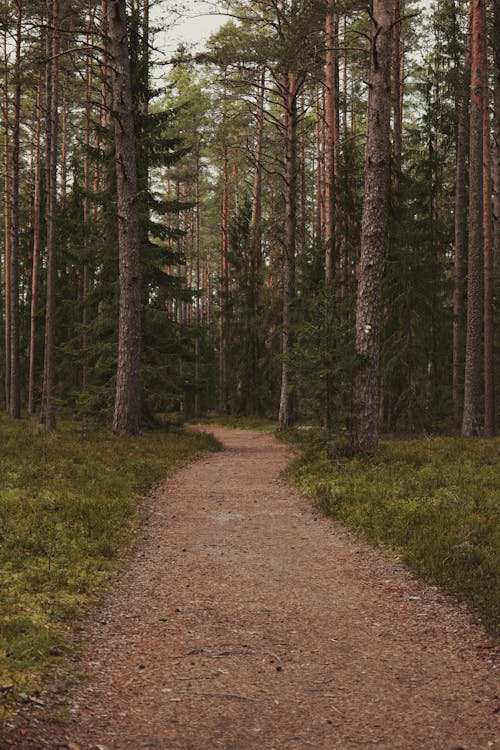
[5,426,499,749]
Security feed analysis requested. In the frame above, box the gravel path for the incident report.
[4,426,499,749]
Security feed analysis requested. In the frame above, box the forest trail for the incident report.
[7,426,499,750]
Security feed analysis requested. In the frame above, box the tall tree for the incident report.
[462,0,486,436]
[41,0,59,430]
[350,0,394,451]
[109,0,142,435]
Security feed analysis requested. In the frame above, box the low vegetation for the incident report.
[190,414,277,432]
[0,418,219,702]
[287,431,499,635]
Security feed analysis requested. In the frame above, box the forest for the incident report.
[0,1,499,743]
[0,0,497,445]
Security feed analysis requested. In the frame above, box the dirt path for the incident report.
[6,426,499,749]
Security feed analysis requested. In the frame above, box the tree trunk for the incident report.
[109,0,142,435]
[3,29,11,413]
[453,12,471,431]
[278,71,298,430]
[219,142,230,414]
[494,0,500,427]
[41,0,59,431]
[28,76,42,415]
[350,0,393,452]
[483,9,495,437]
[462,0,486,437]
[8,0,22,419]
[325,0,339,281]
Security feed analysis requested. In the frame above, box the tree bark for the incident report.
[28,76,42,415]
[109,0,142,435]
[325,0,339,281]
[8,0,22,419]
[453,11,471,431]
[3,29,11,413]
[278,71,298,430]
[483,7,495,436]
[350,0,393,452]
[494,0,500,428]
[462,0,486,437]
[41,0,59,431]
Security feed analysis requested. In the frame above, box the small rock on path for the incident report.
[5,427,499,749]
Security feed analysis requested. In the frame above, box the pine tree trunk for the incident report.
[483,14,495,436]
[494,0,500,421]
[219,142,229,414]
[325,0,339,281]
[453,23,471,432]
[109,0,142,435]
[28,76,42,415]
[8,0,22,418]
[350,0,393,452]
[462,0,486,437]
[3,29,11,413]
[42,0,59,431]
[278,71,298,430]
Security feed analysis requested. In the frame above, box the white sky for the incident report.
[153,1,227,57]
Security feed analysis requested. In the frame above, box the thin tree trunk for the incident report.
[278,71,298,430]
[315,84,324,241]
[494,0,500,423]
[462,0,486,437]
[483,31,495,435]
[219,142,229,414]
[350,0,393,452]
[109,0,142,435]
[42,0,59,431]
[8,0,22,419]
[453,18,471,432]
[28,76,42,415]
[325,0,339,280]
[3,29,11,412]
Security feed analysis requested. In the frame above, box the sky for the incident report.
[153,1,227,57]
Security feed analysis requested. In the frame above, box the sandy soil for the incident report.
[2,426,498,749]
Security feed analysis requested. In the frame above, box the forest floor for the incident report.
[2,426,498,750]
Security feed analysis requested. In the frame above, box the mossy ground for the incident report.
[0,417,219,706]
[287,431,499,635]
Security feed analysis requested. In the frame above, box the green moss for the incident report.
[288,434,500,635]
[0,417,219,693]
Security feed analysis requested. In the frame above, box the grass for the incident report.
[287,431,499,635]
[189,413,277,432]
[0,417,219,703]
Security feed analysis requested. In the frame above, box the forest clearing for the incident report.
[0,0,500,746]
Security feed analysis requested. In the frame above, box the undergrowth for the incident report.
[0,417,219,703]
[287,430,499,635]
[190,413,277,432]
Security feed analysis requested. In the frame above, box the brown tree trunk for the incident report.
[41,0,59,431]
[350,0,393,452]
[28,76,42,415]
[109,0,142,435]
[325,0,339,281]
[8,0,22,419]
[278,71,299,430]
[219,143,230,414]
[494,0,500,426]
[483,12,495,436]
[462,0,487,437]
[314,84,324,241]
[453,18,471,432]
[3,29,11,412]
